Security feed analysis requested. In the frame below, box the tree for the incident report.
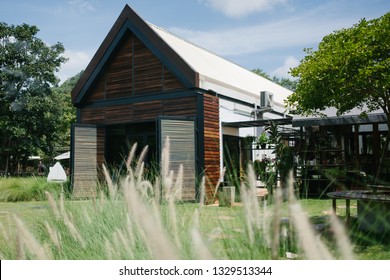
[287,12,390,180]
[271,76,298,92]
[252,68,271,80]
[0,22,67,175]
[252,68,298,91]
[52,71,82,149]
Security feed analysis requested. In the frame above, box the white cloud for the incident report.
[68,0,99,13]
[170,16,332,57]
[270,56,300,78]
[169,8,360,58]
[57,50,91,83]
[199,0,288,18]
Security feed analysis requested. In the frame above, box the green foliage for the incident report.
[257,132,268,145]
[0,196,384,260]
[287,12,390,182]
[0,177,63,202]
[0,142,386,261]
[266,122,294,188]
[0,22,67,174]
[251,68,298,91]
[51,71,82,148]
[271,76,298,91]
[251,68,271,79]
[287,12,390,117]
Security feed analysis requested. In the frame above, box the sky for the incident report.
[1,0,389,83]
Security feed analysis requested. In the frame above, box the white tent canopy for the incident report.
[47,162,67,182]
[54,151,70,160]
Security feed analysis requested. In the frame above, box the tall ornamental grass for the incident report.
[0,142,354,259]
[0,177,63,202]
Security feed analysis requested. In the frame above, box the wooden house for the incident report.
[70,5,293,201]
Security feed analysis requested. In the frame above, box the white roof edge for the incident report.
[199,74,258,100]
[148,22,227,63]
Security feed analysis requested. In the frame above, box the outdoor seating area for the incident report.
[328,186,390,234]
[223,111,389,196]
[219,106,390,236]
[291,112,390,197]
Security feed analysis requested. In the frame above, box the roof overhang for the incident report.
[222,117,293,128]
[292,113,387,127]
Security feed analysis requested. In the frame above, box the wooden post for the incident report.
[354,124,360,169]
[373,123,380,176]
[332,198,337,213]
[345,199,351,227]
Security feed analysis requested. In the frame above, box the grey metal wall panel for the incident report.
[160,119,196,201]
[72,125,98,198]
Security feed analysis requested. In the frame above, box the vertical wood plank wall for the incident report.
[203,94,220,202]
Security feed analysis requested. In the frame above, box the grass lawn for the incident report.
[1,198,389,259]
[0,201,49,230]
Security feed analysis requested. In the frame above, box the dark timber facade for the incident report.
[71,5,220,201]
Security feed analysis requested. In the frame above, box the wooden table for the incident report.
[367,184,390,194]
[327,190,390,226]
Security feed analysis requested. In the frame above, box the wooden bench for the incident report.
[327,190,390,231]
[367,184,390,194]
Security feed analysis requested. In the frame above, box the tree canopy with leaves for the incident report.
[0,22,67,174]
[287,12,390,180]
[51,71,81,149]
[287,13,389,120]
[252,68,298,91]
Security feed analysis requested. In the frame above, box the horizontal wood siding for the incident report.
[79,96,197,125]
[85,32,185,103]
[105,34,133,99]
[73,126,98,198]
[105,104,134,123]
[163,66,184,91]
[80,108,106,124]
[133,100,164,120]
[87,78,106,102]
[133,39,163,94]
[203,94,220,202]
[163,97,199,116]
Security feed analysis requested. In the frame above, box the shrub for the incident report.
[0,177,64,202]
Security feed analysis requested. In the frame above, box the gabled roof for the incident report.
[71,5,198,104]
[72,4,292,106]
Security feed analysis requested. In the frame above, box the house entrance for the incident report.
[106,122,157,170]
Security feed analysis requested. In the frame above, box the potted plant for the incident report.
[243,135,256,149]
[258,132,268,149]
